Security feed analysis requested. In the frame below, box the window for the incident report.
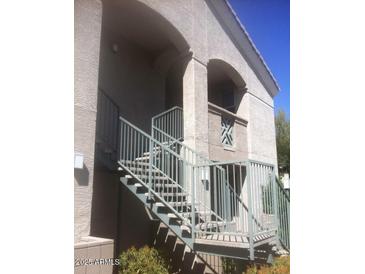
[221,116,234,146]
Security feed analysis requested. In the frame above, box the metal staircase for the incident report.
[151,106,290,253]
[117,113,289,261]
[95,90,290,261]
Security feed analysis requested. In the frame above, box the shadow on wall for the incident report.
[74,164,89,186]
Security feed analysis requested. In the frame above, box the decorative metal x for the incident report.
[221,117,234,146]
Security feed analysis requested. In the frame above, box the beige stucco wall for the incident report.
[75,0,102,242]
[242,94,277,165]
[98,27,166,133]
[134,0,278,165]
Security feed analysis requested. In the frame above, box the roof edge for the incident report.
[222,0,280,94]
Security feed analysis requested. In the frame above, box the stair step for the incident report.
[160,192,188,198]
[135,156,152,161]
[143,151,162,157]
[138,175,170,181]
[167,213,179,219]
[196,221,227,230]
[168,201,199,208]
[127,166,161,174]
[156,201,194,209]
[119,160,149,167]
[167,212,212,219]
[153,183,181,189]
[181,211,212,218]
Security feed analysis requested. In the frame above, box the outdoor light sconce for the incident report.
[112,43,118,53]
[74,152,84,169]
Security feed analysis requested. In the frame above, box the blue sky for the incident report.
[228,0,290,117]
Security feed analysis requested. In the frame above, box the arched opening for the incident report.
[207,59,248,156]
[91,0,191,257]
[207,59,246,114]
[97,0,190,132]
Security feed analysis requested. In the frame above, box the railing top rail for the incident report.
[152,124,211,165]
[248,159,275,168]
[119,116,185,161]
[151,106,183,122]
[275,177,290,201]
[196,160,248,168]
[151,126,184,141]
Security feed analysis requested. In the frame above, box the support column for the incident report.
[183,58,210,212]
[74,0,102,243]
[183,58,209,158]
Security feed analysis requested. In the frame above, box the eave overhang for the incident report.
[209,0,281,97]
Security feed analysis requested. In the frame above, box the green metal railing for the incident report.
[119,116,194,226]
[95,90,120,169]
[117,106,290,260]
[150,106,290,257]
[119,116,224,238]
[193,162,250,237]
[152,106,184,141]
[275,177,290,250]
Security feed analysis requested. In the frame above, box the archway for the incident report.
[91,0,191,259]
[97,0,190,132]
[207,59,246,114]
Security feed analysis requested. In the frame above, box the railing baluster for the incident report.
[191,165,195,241]
[246,162,255,260]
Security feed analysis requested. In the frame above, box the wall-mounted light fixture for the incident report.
[74,152,84,169]
[112,43,118,53]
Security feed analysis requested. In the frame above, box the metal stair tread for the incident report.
[196,221,230,230]
[126,166,161,174]
[137,175,169,181]
[159,192,188,197]
[153,183,181,188]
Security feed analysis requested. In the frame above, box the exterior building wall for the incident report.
[244,94,277,165]
[74,0,103,242]
[97,27,166,133]
[135,0,278,165]
[208,103,248,162]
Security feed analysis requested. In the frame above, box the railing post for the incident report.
[148,138,153,199]
[246,161,255,261]
[272,170,280,248]
[191,164,196,242]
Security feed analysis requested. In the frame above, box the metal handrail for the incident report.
[150,107,281,242]
[152,106,184,141]
[152,107,290,256]
[151,106,183,121]
[276,176,290,201]
[152,126,210,165]
[119,115,225,235]
[119,116,183,160]
[275,176,290,250]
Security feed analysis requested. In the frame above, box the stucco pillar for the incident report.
[183,58,211,212]
[183,58,209,158]
[74,0,102,242]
